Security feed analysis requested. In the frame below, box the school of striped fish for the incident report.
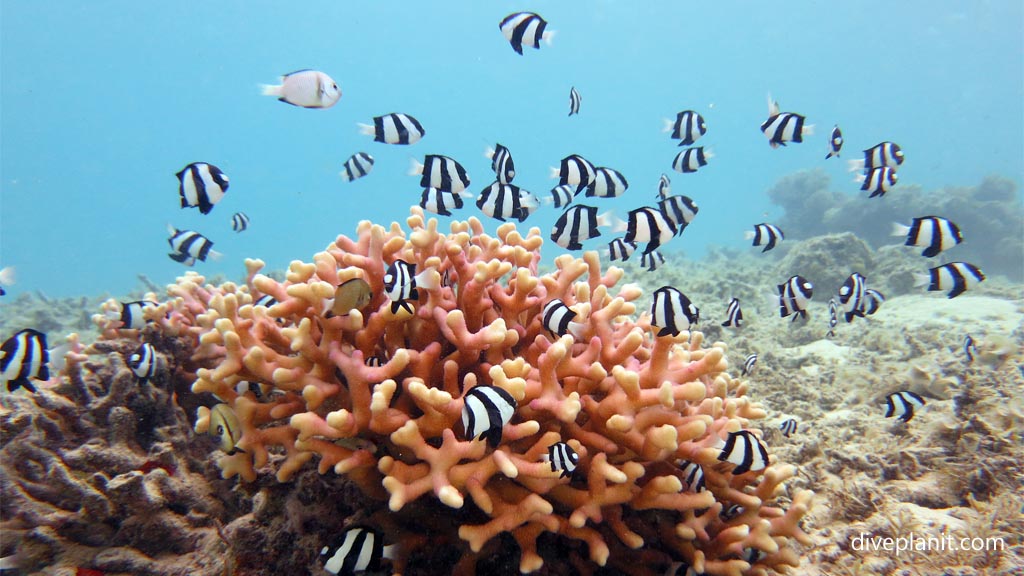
[0,10,1003,575]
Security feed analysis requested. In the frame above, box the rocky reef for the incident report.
[766,170,1024,282]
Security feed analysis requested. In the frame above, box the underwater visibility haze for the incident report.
[1,2,1023,576]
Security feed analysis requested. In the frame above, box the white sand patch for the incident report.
[871,294,1023,334]
[786,338,853,366]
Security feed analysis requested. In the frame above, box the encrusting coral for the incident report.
[87,207,811,575]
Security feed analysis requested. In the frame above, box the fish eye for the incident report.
[216,425,224,435]
[332,83,338,90]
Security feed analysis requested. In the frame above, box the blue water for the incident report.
[2,1,1021,298]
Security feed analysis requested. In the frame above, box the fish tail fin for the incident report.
[549,166,560,179]
[567,321,587,341]
[415,267,441,291]
[208,250,224,262]
[661,118,675,133]
[703,147,715,159]
[847,159,865,173]
[766,93,779,116]
[259,83,282,97]
[542,29,556,46]
[854,173,867,184]
[408,157,424,176]
[743,230,755,241]
[541,196,553,205]
[803,124,815,137]
[166,223,177,236]
[891,222,910,237]
[912,272,931,288]
[357,123,376,136]
[0,266,15,286]
[598,210,626,233]
[484,146,495,160]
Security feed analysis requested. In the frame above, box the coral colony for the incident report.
[83,208,811,575]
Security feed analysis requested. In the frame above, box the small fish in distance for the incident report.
[825,125,843,159]
[718,430,769,474]
[672,146,712,173]
[761,95,813,148]
[664,110,707,146]
[499,12,554,55]
[892,216,962,258]
[568,86,581,116]
[261,69,341,109]
[884,390,925,422]
[461,385,516,447]
[231,212,250,232]
[359,113,424,145]
[177,162,229,215]
[340,152,374,182]
[914,262,984,299]
[746,223,784,252]
[651,286,699,337]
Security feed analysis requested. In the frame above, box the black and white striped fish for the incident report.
[1,329,49,393]
[664,110,706,146]
[420,187,466,216]
[914,262,985,299]
[640,250,665,272]
[568,86,581,116]
[672,146,712,173]
[863,289,885,315]
[761,96,813,148]
[410,155,470,193]
[365,356,384,368]
[231,212,250,232]
[584,167,628,198]
[128,342,157,385]
[462,385,516,447]
[551,154,596,193]
[857,166,898,198]
[657,173,671,199]
[383,259,439,314]
[253,294,278,308]
[543,442,578,478]
[605,238,637,262]
[825,125,843,159]
[651,286,699,337]
[838,272,868,322]
[550,204,616,249]
[720,504,745,521]
[778,275,813,320]
[721,298,742,328]
[542,300,585,340]
[623,206,677,253]
[892,216,963,258]
[884,390,925,422]
[546,184,575,208]
[320,526,394,575]
[779,418,798,438]
[485,143,515,184]
[963,334,976,363]
[110,300,158,330]
[665,561,703,576]
[679,461,706,493]
[176,162,229,215]
[746,223,783,252]
[717,430,769,474]
[477,181,528,222]
[741,353,758,376]
[499,12,554,55]
[826,298,839,337]
[167,225,221,266]
[340,152,374,182]
[235,381,272,399]
[359,113,425,145]
[657,195,698,236]
[849,141,904,174]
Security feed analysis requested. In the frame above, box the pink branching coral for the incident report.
[121,207,812,575]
